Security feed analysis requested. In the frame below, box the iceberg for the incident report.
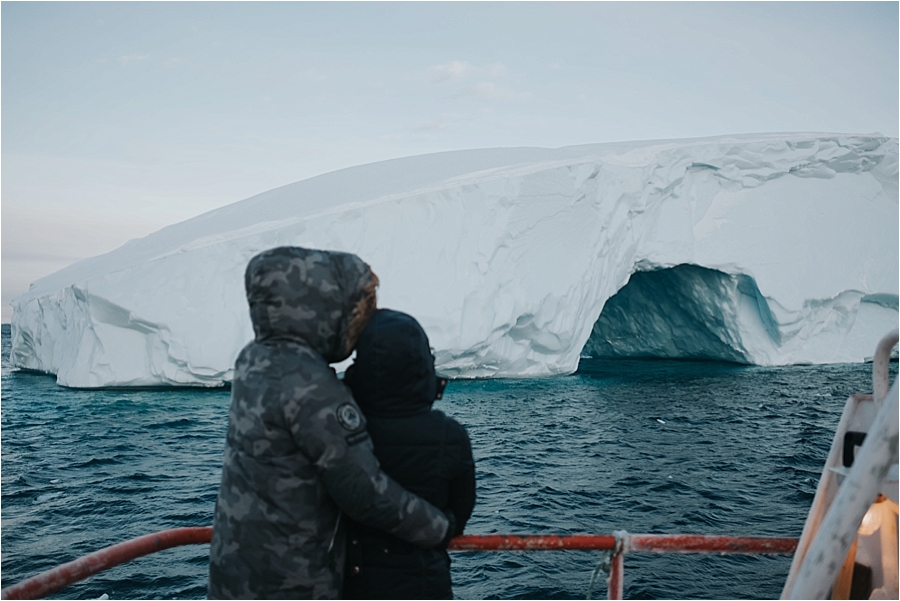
[9,133,899,387]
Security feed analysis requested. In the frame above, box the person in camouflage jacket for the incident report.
[208,246,451,599]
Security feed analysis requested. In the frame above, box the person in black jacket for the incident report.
[342,309,476,600]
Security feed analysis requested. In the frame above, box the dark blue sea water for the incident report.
[2,323,894,599]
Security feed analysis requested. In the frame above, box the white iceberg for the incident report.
[9,133,899,387]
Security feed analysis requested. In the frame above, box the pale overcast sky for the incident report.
[2,1,898,321]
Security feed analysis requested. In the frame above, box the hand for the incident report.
[438,511,457,549]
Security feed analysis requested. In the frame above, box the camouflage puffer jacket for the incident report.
[208,247,449,599]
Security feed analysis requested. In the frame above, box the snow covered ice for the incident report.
[10,133,899,387]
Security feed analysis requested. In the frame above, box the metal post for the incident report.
[607,551,624,600]
[873,329,898,405]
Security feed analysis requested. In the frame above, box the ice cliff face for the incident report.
[10,133,899,387]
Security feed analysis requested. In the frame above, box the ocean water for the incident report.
[2,323,895,600]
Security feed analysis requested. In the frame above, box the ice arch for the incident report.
[584,264,779,363]
[584,264,899,365]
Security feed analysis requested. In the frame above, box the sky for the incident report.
[2,1,898,322]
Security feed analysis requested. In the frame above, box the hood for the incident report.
[245,246,377,363]
[344,309,438,417]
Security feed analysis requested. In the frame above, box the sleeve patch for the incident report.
[336,403,363,431]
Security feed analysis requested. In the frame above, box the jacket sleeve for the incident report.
[447,421,476,534]
[284,365,449,548]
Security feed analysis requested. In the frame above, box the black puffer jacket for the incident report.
[343,309,476,600]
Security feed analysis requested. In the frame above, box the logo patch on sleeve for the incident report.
[336,403,363,431]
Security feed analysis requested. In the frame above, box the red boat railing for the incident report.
[1,528,213,601]
[0,527,798,600]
